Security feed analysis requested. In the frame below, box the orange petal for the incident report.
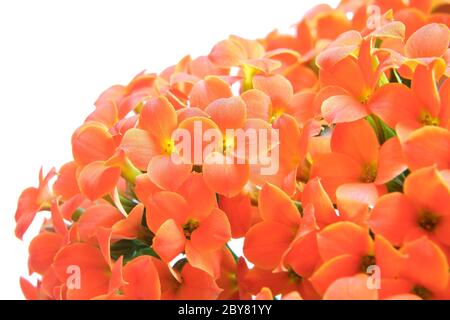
[241,89,272,121]
[209,39,247,68]
[72,122,116,166]
[14,188,41,240]
[287,91,317,125]
[369,192,417,246]
[145,191,189,233]
[323,274,378,300]
[122,256,161,300]
[404,166,450,217]
[53,162,80,200]
[316,30,362,70]
[412,64,441,117]
[317,221,372,262]
[53,243,110,300]
[147,154,192,192]
[139,96,177,142]
[176,264,222,300]
[112,203,145,240]
[375,137,407,184]
[176,173,216,221]
[205,96,247,131]
[369,83,421,128]
[302,178,339,226]
[331,119,379,166]
[374,235,405,279]
[253,74,293,110]
[405,23,450,58]
[322,95,369,124]
[20,277,39,300]
[28,232,64,275]
[319,56,367,99]
[188,76,232,110]
[402,126,450,170]
[336,183,379,224]
[255,287,274,300]
[310,153,362,201]
[50,201,68,236]
[176,116,222,165]
[258,183,301,227]
[134,174,161,203]
[153,219,186,263]
[203,152,249,198]
[191,208,231,253]
[309,254,360,296]
[120,128,161,171]
[77,204,124,242]
[400,236,449,292]
[78,161,121,201]
[218,192,253,238]
[243,221,296,270]
[185,242,222,279]
[97,227,112,268]
[436,215,450,246]
[108,256,126,294]
[284,232,319,278]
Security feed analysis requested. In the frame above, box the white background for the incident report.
[0,0,334,299]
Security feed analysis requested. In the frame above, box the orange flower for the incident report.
[370,63,449,138]
[16,0,450,301]
[243,183,305,270]
[121,96,192,190]
[310,119,406,200]
[15,168,56,239]
[147,174,231,277]
[369,166,450,247]
[317,38,389,124]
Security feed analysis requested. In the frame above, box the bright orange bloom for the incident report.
[147,173,231,277]
[311,119,405,200]
[16,0,450,301]
[15,168,56,239]
[369,166,450,247]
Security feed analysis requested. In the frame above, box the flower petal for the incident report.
[317,221,372,262]
[122,256,161,300]
[153,219,186,263]
[402,126,450,170]
[369,193,417,246]
[323,274,378,300]
[205,96,247,131]
[258,183,301,227]
[243,221,296,270]
[147,154,192,192]
[139,96,177,142]
[203,152,249,198]
[405,23,450,58]
[188,76,232,109]
[78,161,121,201]
[191,208,231,253]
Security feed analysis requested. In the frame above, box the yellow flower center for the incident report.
[360,163,377,183]
[162,139,175,155]
[420,111,440,127]
[270,109,283,124]
[223,136,235,155]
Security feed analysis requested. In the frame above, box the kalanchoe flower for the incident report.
[15,0,450,300]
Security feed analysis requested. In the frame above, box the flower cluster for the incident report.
[16,0,450,300]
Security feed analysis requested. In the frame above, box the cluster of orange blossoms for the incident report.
[16,0,450,300]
